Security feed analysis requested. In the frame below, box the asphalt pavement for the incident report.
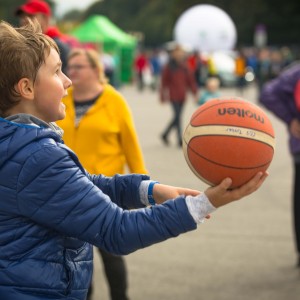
[91,83,300,300]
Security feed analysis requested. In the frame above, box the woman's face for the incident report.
[66,53,98,87]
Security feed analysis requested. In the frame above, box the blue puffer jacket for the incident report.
[0,117,196,300]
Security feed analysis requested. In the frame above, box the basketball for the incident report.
[182,97,275,188]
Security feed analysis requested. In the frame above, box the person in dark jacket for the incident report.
[260,63,300,267]
[160,44,198,147]
[15,0,70,74]
[0,20,267,300]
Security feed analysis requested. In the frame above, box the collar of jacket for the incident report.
[5,113,64,137]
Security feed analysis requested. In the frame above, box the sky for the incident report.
[53,0,99,17]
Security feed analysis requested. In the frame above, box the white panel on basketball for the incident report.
[183,124,275,149]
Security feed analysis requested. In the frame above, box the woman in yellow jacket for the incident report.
[57,48,147,300]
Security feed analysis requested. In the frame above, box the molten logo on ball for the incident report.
[218,108,265,124]
[183,98,275,188]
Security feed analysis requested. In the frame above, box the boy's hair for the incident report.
[68,48,108,84]
[0,20,59,116]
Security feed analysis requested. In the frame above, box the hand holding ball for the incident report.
[182,98,275,188]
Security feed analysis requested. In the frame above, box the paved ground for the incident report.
[91,83,300,300]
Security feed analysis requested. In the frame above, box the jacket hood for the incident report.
[0,114,62,169]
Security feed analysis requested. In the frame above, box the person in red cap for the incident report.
[15,0,70,73]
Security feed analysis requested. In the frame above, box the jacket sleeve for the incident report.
[160,66,170,102]
[186,68,198,96]
[259,67,300,125]
[86,173,149,209]
[17,143,197,255]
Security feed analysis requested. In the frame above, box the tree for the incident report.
[67,0,300,47]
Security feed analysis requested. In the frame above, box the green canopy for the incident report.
[71,15,137,83]
[71,15,136,48]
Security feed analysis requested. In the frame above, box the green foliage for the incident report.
[0,0,26,26]
[3,0,299,47]
[83,0,300,47]
[0,0,55,26]
[62,9,83,21]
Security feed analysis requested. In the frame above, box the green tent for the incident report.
[71,15,137,83]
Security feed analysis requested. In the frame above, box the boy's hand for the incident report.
[204,171,268,208]
[152,184,211,219]
[153,184,200,204]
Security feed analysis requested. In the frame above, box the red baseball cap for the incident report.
[15,0,51,17]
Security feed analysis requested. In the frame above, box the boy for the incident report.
[198,76,221,106]
[0,21,267,300]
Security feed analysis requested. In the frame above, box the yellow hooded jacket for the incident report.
[57,84,147,176]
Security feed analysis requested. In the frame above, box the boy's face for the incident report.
[33,48,72,122]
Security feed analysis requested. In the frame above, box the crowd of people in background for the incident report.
[133,44,297,96]
[14,0,298,97]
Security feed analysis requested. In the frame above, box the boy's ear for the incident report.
[15,78,34,100]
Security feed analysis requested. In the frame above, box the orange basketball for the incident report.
[182,97,275,188]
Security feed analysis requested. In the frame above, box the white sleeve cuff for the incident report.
[139,180,153,206]
[185,193,217,224]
